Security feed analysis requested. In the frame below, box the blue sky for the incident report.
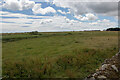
[0,0,118,33]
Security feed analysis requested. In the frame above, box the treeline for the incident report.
[106,28,120,31]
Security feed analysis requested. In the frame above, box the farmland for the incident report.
[2,31,118,78]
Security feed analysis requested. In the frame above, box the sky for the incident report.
[0,0,119,33]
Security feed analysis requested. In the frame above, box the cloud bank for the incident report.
[1,0,119,33]
[2,0,35,11]
[1,11,117,33]
[2,0,119,16]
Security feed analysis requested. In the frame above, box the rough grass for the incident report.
[2,31,118,78]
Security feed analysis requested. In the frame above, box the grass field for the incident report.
[2,31,118,78]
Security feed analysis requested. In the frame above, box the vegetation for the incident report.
[29,31,39,35]
[2,31,118,78]
[106,27,120,31]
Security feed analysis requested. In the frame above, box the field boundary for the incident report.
[86,52,120,80]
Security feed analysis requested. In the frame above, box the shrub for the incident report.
[29,31,39,35]
[68,33,72,35]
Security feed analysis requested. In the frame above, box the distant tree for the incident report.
[29,31,39,35]
[106,28,120,31]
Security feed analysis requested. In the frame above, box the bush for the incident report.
[68,33,72,35]
[29,31,39,35]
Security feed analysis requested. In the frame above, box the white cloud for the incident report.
[89,22,98,25]
[32,4,56,14]
[52,1,118,17]
[1,11,117,33]
[74,15,82,20]
[40,19,53,24]
[2,0,35,11]
[88,19,116,28]
[98,19,110,23]
[57,10,66,14]
[0,11,52,19]
[2,0,119,17]
[81,17,89,21]
[52,0,119,2]
[75,13,98,21]
[66,9,71,14]
[0,2,2,4]
[0,11,28,18]
[1,1,119,33]
[85,13,98,20]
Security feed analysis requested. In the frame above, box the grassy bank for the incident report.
[2,31,118,78]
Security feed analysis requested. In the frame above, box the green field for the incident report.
[2,31,118,78]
